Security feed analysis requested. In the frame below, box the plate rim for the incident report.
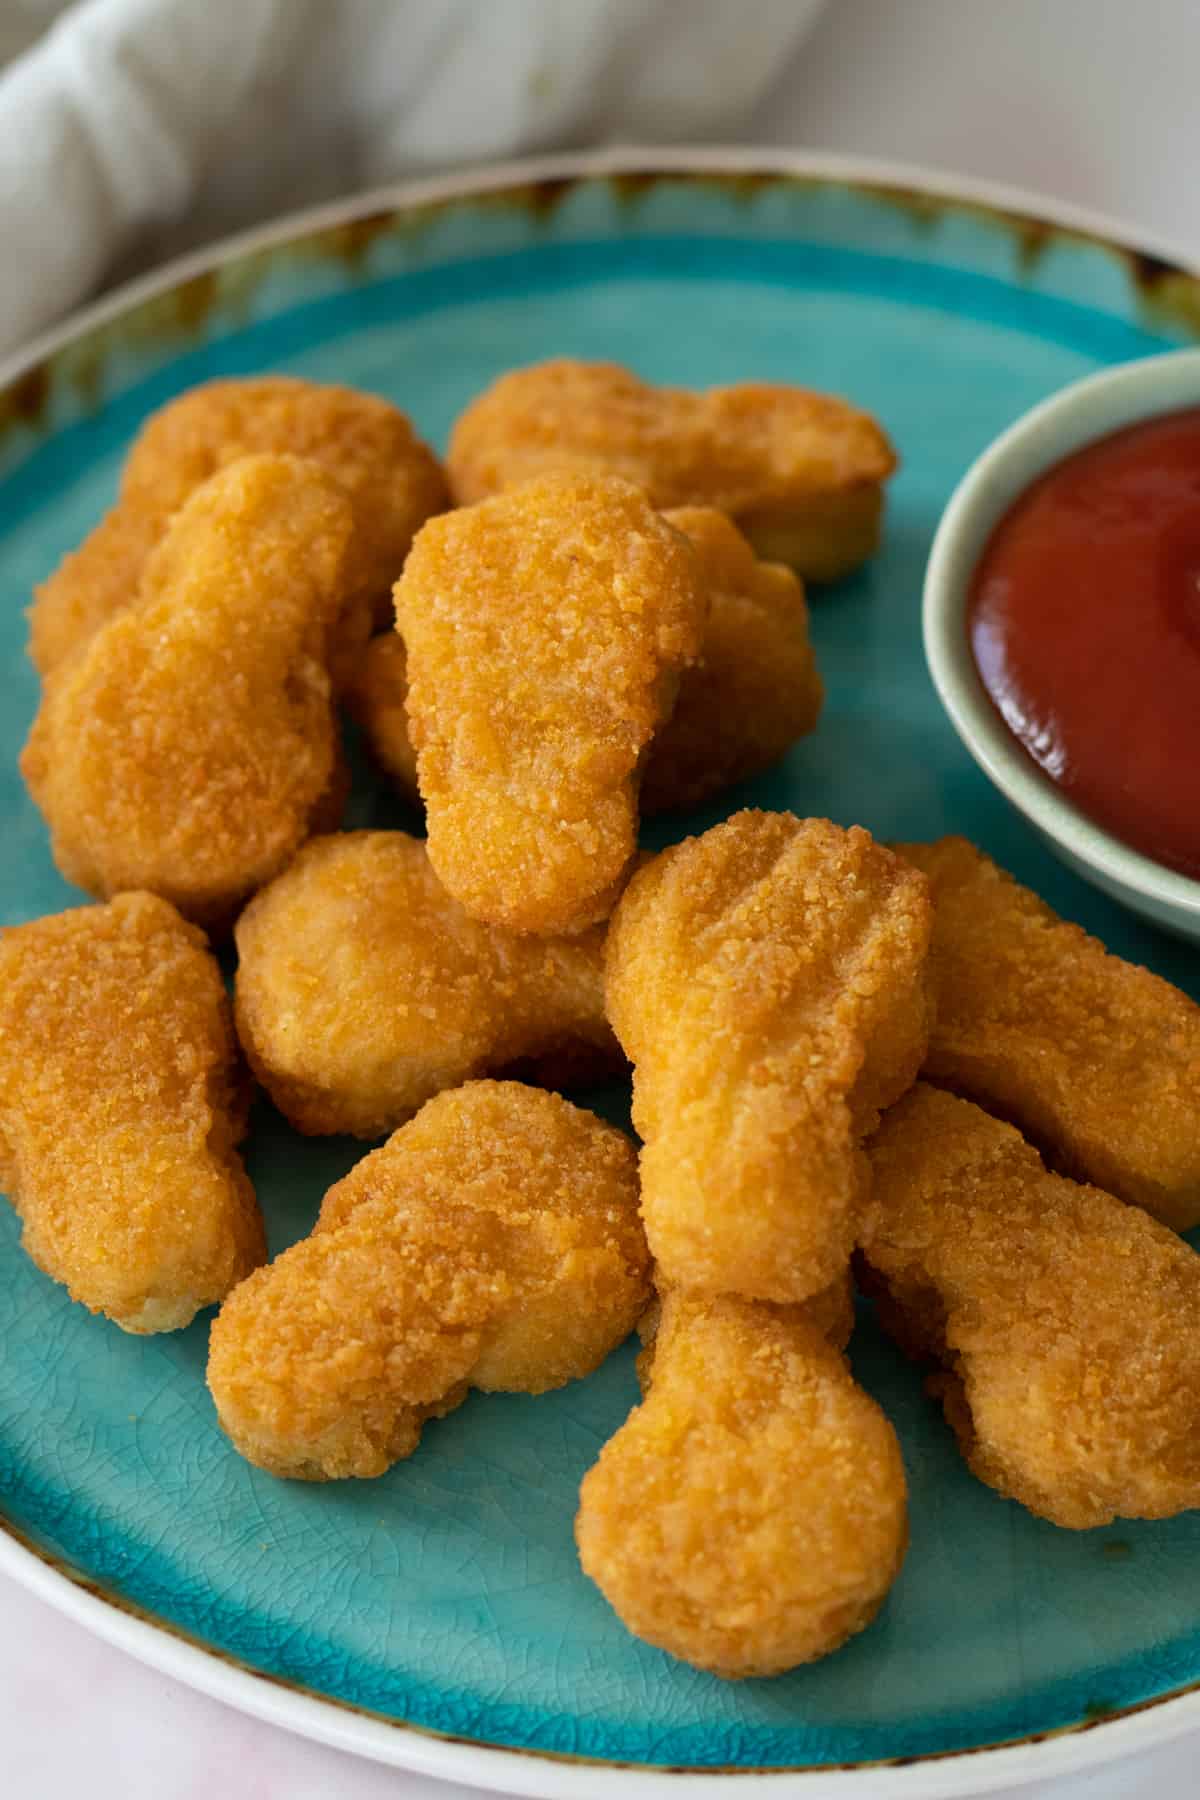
[3,140,1199,398]
[3,142,1199,1796]
[8,1508,1200,1800]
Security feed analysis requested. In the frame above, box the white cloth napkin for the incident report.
[0,0,826,357]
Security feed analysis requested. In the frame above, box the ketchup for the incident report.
[968,407,1200,881]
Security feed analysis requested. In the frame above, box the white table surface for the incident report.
[5,1,1200,1794]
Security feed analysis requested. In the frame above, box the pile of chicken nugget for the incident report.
[6,359,1200,1683]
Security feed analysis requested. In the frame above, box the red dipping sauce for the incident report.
[969,407,1200,881]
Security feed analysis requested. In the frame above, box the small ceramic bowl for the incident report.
[924,348,1200,944]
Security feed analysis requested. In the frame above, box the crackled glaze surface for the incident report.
[2,165,1200,1772]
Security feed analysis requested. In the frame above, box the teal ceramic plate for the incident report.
[2,150,1200,1798]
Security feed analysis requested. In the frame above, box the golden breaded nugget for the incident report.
[0,893,263,1332]
[576,1291,908,1677]
[29,375,447,674]
[863,1084,1200,1528]
[644,507,822,811]
[28,505,162,680]
[208,1082,648,1480]
[636,1268,857,1376]
[351,508,821,815]
[394,473,706,935]
[447,360,896,581]
[234,831,619,1137]
[900,837,1200,1230]
[346,632,420,793]
[22,456,353,931]
[606,812,933,1303]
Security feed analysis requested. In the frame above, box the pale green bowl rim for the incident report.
[923,348,1200,934]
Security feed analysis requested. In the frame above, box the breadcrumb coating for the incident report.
[447,360,896,581]
[644,507,822,812]
[29,375,447,675]
[606,812,933,1303]
[22,456,354,931]
[394,472,706,935]
[345,632,419,792]
[207,1082,648,1480]
[234,831,619,1137]
[0,893,263,1332]
[349,507,822,815]
[636,1268,857,1378]
[900,836,1200,1230]
[862,1084,1200,1528]
[576,1291,908,1677]
[28,505,162,681]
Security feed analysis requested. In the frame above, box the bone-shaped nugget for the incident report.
[352,506,822,817]
[22,455,354,931]
[394,472,706,935]
[29,375,447,676]
[447,359,896,581]
[606,812,933,1303]
[862,1084,1200,1528]
[234,831,620,1138]
[207,1082,648,1480]
[0,893,264,1332]
[576,1290,908,1677]
[900,837,1200,1231]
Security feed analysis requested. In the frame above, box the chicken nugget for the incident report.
[22,455,353,931]
[29,375,447,676]
[576,1290,908,1677]
[0,893,263,1332]
[606,812,933,1303]
[862,1083,1200,1528]
[234,831,620,1137]
[27,504,163,681]
[644,507,822,811]
[345,631,419,793]
[207,1082,648,1479]
[394,472,706,935]
[353,508,822,816]
[900,836,1200,1231]
[447,360,896,581]
[636,1267,857,1377]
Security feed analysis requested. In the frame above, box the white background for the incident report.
[5,0,1200,1795]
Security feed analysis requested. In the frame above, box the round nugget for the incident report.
[233,831,615,1138]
